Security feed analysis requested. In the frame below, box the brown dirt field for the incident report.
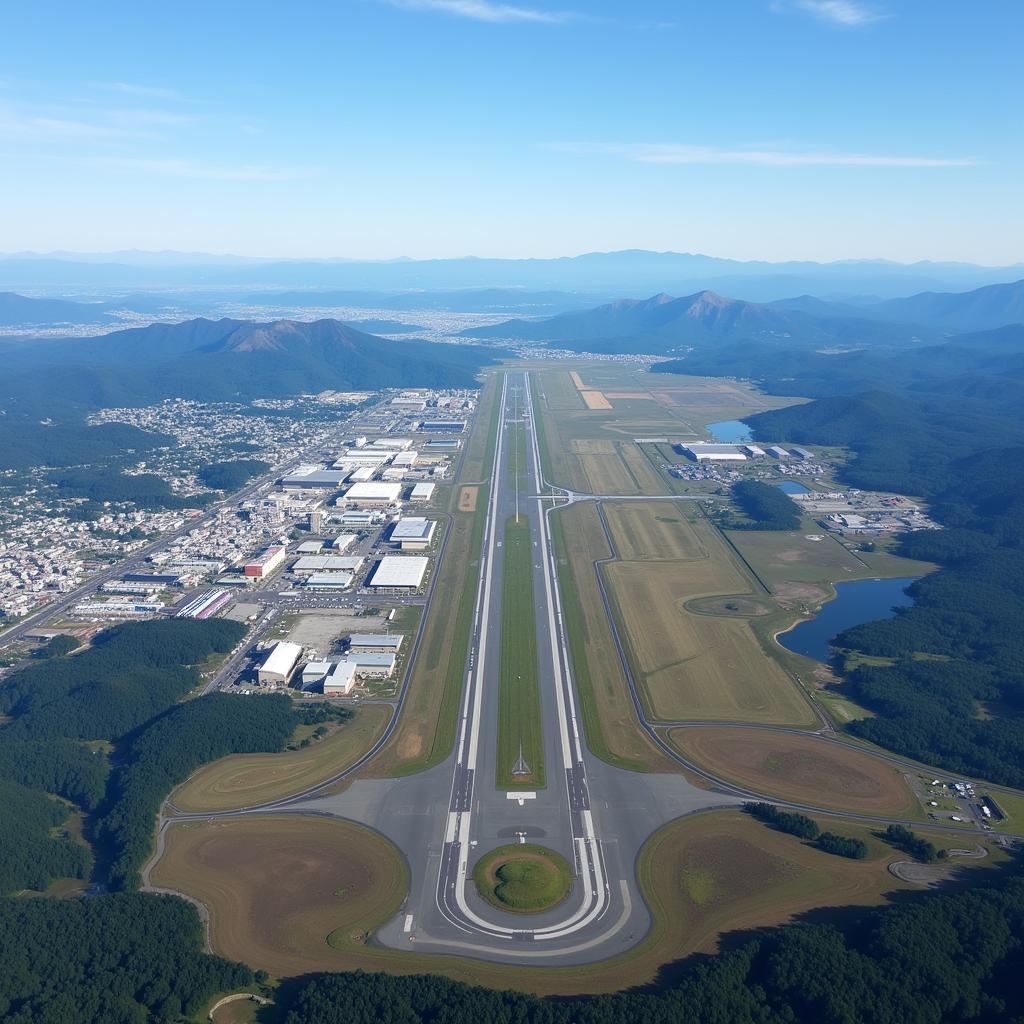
[151,817,408,977]
[568,370,586,389]
[669,727,918,815]
[172,706,392,812]
[580,390,613,410]
[604,391,650,399]
[457,486,478,512]
[571,438,617,454]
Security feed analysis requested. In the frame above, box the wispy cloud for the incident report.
[551,142,978,168]
[0,109,123,141]
[91,157,321,182]
[790,1,887,27]
[382,0,572,24]
[90,81,187,101]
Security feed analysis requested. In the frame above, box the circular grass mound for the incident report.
[472,844,574,914]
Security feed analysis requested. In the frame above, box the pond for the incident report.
[706,419,752,443]
[776,481,810,495]
[778,576,918,663]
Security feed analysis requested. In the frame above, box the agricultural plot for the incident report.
[549,504,673,772]
[669,727,918,816]
[603,502,708,561]
[151,817,407,978]
[172,705,392,812]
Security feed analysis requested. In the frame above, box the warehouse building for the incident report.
[348,633,404,654]
[323,661,358,694]
[390,517,435,550]
[367,555,429,590]
[303,572,354,590]
[744,444,767,457]
[418,420,466,432]
[339,651,397,679]
[244,545,287,578]
[331,534,357,551]
[346,466,376,483]
[681,443,748,462]
[336,509,380,528]
[257,641,302,686]
[410,482,436,502]
[292,555,363,573]
[767,445,791,459]
[341,481,403,507]
[124,571,187,587]
[73,600,162,618]
[370,437,413,450]
[296,540,325,554]
[791,446,814,460]
[280,469,349,489]
[301,660,333,688]
[424,439,461,451]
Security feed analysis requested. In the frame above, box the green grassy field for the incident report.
[496,516,545,789]
[472,843,574,913]
[364,378,500,777]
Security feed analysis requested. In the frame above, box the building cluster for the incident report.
[255,630,406,695]
[792,491,940,536]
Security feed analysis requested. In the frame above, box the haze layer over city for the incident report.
[1,3,1023,1024]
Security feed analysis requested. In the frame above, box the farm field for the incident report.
[150,817,408,978]
[496,516,544,789]
[669,727,919,816]
[549,503,673,772]
[172,705,392,812]
[603,501,708,561]
[600,509,817,726]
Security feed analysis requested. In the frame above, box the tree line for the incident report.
[730,480,802,531]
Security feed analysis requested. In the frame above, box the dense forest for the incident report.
[0,894,253,1023]
[98,692,298,889]
[0,618,299,894]
[46,467,217,511]
[729,480,801,530]
[197,458,271,491]
[277,874,1024,1024]
[0,779,91,893]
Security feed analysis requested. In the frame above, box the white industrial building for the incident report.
[410,482,436,502]
[767,446,791,459]
[280,469,349,489]
[346,467,376,483]
[368,555,429,590]
[301,660,333,688]
[296,540,325,554]
[341,482,403,507]
[292,555,364,573]
[323,661,358,694]
[348,633,404,654]
[303,572,354,590]
[682,443,748,462]
[370,437,413,450]
[331,534,357,551]
[258,641,302,686]
[744,444,767,457]
[390,517,436,550]
[339,651,397,678]
[392,451,418,468]
[336,509,379,528]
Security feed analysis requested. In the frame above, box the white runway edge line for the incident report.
[435,372,612,943]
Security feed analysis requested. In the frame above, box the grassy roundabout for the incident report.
[472,843,575,914]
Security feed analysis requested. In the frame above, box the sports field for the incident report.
[496,517,545,789]
[151,817,407,978]
[172,705,392,812]
[669,727,919,815]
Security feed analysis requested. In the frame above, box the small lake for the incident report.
[777,481,810,495]
[706,419,752,443]
[778,576,918,663]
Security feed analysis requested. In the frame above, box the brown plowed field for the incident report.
[151,817,407,977]
[457,486,478,512]
[670,727,917,815]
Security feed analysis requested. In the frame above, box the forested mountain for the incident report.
[0,317,500,408]
[0,291,119,326]
[459,289,934,353]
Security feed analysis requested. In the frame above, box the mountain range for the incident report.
[0,318,502,409]
[460,279,1024,354]
[2,249,1022,300]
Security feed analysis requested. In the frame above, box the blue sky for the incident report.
[1,0,1021,262]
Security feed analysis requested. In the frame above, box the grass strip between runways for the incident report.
[496,515,545,790]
